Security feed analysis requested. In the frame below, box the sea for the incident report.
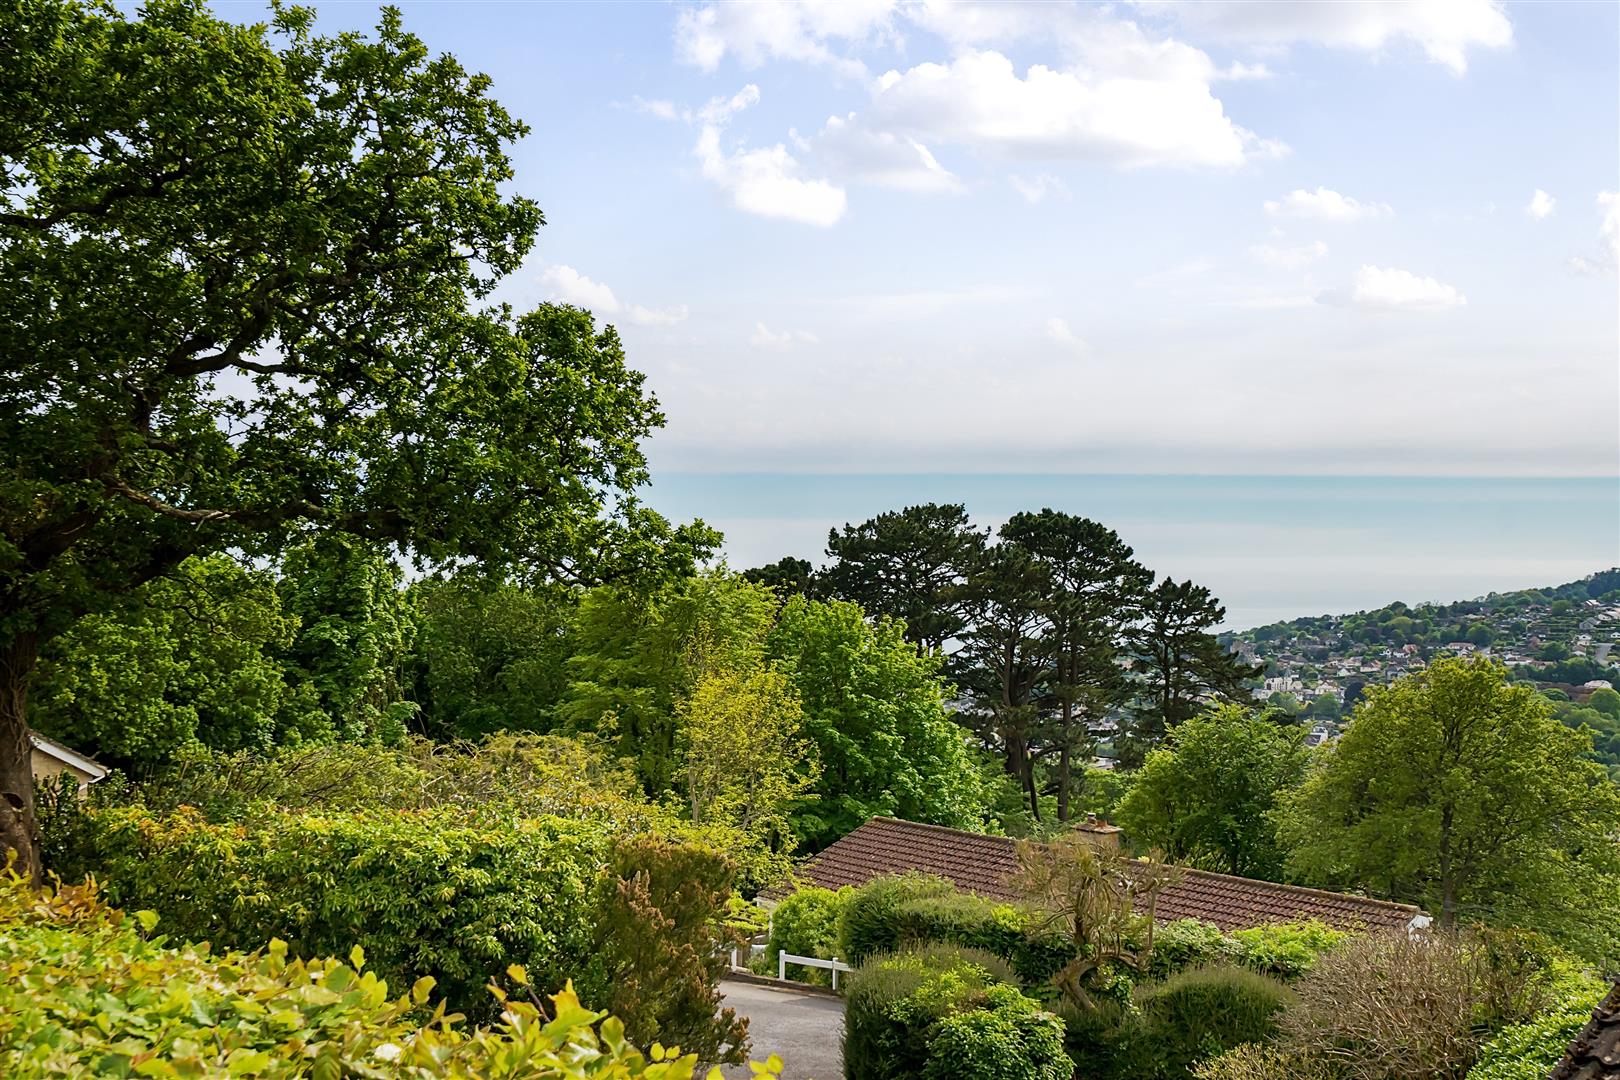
[643,474,1620,631]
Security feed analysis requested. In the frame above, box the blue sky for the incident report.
[231,0,1617,479]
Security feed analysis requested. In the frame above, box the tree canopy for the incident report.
[0,0,709,875]
[1276,657,1620,960]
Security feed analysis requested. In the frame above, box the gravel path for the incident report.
[719,978,845,1080]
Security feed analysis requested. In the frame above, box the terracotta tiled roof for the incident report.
[794,817,1425,933]
[1550,981,1620,1080]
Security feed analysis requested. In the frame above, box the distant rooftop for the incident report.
[797,817,1427,933]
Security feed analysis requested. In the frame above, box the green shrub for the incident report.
[1134,965,1294,1078]
[0,872,781,1079]
[923,985,1074,1080]
[836,874,1074,988]
[1053,998,1153,1080]
[844,945,1034,1080]
[1191,1044,1335,1080]
[1227,921,1345,979]
[1149,919,1237,978]
[590,834,751,1065]
[767,885,850,985]
[838,873,958,965]
[1466,979,1609,1080]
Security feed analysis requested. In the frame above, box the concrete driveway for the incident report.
[720,978,845,1080]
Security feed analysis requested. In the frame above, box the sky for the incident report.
[241,0,1620,480]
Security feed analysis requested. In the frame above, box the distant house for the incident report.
[1548,980,1619,1080]
[790,817,1430,934]
[1584,680,1614,691]
[29,732,108,791]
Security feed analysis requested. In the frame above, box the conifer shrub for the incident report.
[837,873,958,965]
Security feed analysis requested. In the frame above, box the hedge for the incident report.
[1148,919,1344,981]
[835,875,1072,987]
[1134,965,1294,1076]
[0,872,782,1079]
[63,805,608,1019]
[1466,979,1610,1080]
[843,944,1069,1080]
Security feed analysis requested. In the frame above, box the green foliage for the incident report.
[923,990,1074,1080]
[1191,1045,1335,1080]
[55,804,609,1021]
[0,0,713,877]
[768,596,988,848]
[843,945,1066,1080]
[838,874,960,965]
[1147,920,1237,978]
[589,835,750,1066]
[1133,965,1294,1077]
[1127,579,1263,752]
[766,886,851,985]
[30,555,299,771]
[1116,706,1307,879]
[1276,657,1620,963]
[410,577,577,739]
[1226,921,1346,980]
[562,573,778,797]
[1466,980,1610,1080]
[678,661,817,866]
[274,537,420,745]
[0,873,777,1079]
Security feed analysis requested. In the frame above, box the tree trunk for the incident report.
[1437,802,1456,929]
[0,634,41,883]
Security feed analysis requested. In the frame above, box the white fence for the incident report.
[777,951,853,990]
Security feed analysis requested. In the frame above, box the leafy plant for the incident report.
[1133,965,1294,1077]
[0,869,781,1078]
[1227,921,1345,980]
[767,886,851,985]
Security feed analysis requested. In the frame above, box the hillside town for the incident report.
[1231,569,1620,747]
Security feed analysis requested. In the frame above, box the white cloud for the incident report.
[1136,0,1513,76]
[751,322,821,349]
[692,86,848,227]
[539,266,688,326]
[1351,265,1466,311]
[1265,187,1392,221]
[1248,240,1328,269]
[867,48,1281,168]
[1009,173,1069,203]
[674,0,895,76]
[1526,189,1556,220]
[814,114,962,192]
[634,96,680,121]
[1570,191,1620,275]
[1045,317,1088,351]
[540,265,621,312]
[1218,60,1273,81]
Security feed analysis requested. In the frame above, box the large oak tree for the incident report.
[0,0,709,875]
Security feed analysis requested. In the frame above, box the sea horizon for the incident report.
[644,472,1620,631]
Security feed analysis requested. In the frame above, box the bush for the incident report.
[1191,1044,1335,1080]
[1052,998,1152,1080]
[836,874,1073,988]
[1148,919,1237,978]
[924,986,1073,1080]
[590,834,751,1065]
[843,945,1041,1080]
[1284,931,1503,1080]
[1466,979,1610,1080]
[838,873,958,965]
[1134,965,1294,1077]
[767,886,850,985]
[0,872,783,1079]
[1227,921,1344,980]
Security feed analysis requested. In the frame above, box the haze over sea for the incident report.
[646,474,1620,631]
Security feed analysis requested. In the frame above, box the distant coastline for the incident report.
[645,473,1620,631]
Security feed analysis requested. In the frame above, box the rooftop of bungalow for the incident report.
[786,816,1431,934]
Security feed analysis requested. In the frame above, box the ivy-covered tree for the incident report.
[0,0,709,876]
